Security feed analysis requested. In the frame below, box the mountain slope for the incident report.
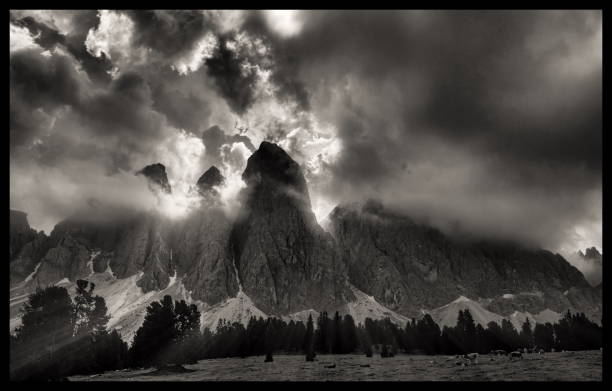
[9,144,602,339]
[425,296,504,328]
[230,141,353,315]
[329,200,601,322]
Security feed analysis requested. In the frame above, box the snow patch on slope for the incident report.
[201,291,267,331]
[345,285,409,327]
[105,262,115,279]
[87,250,101,277]
[167,270,178,288]
[283,309,318,324]
[509,309,562,330]
[426,295,504,328]
[24,262,42,282]
[55,278,70,286]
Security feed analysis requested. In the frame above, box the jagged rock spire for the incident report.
[196,166,224,196]
[137,163,172,194]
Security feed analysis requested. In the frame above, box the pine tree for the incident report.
[332,311,343,354]
[485,321,507,351]
[501,319,520,350]
[520,318,534,348]
[475,324,488,353]
[315,311,330,353]
[341,314,359,354]
[534,322,554,351]
[416,314,441,354]
[129,295,178,367]
[10,286,74,380]
[462,309,477,353]
[264,318,274,362]
[304,314,316,361]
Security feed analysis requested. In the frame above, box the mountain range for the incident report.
[9,141,602,342]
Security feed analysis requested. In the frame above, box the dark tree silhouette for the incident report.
[534,322,555,351]
[518,317,534,349]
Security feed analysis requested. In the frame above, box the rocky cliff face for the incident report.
[9,207,177,296]
[9,210,50,285]
[10,210,36,259]
[171,205,238,306]
[568,247,603,287]
[137,163,172,194]
[196,165,224,196]
[9,143,602,337]
[328,200,601,321]
[230,141,353,315]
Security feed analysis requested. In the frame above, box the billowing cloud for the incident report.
[10,10,601,262]
[241,10,602,255]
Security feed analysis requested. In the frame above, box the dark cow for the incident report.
[510,351,523,359]
[465,353,479,360]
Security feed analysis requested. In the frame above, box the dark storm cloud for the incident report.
[10,48,84,149]
[11,11,113,85]
[152,81,212,133]
[201,125,256,167]
[82,72,156,133]
[204,37,259,115]
[241,12,311,110]
[10,45,166,172]
[254,11,600,171]
[242,10,601,250]
[9,10,601,253]
[124,10,210,59]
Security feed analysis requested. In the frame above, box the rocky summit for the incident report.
[9,142,602,340]
[231,141,353,315]
[196,166,224,196]
[137,163,172,194]
[328,200,601,322]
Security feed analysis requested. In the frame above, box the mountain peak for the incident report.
[583,247,602,259]
[452,295,472,304]
[10,209,30,232]
[197,166,224,195]
[242,142,307,192]
[362,198,385,214]
[137,163,171,194]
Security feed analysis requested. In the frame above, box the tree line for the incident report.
[10,283,603,380]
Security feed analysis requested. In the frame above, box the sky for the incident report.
[9,10,602,260]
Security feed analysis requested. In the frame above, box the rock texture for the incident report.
[9,210,50,285]
[171,205,238,305]
[196,166,224,196]
[328,200,602,321]
[137,163,172,194]
[230,141,353,315]
[10,210,36,260]
[568,247,603,287]
[9,144,602,336]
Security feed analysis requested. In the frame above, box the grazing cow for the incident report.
[464,353,479,364]
[510,351,523,359]
[465,353,478,360]
[325,364,336,369]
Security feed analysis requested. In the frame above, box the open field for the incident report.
[70,350,602,381]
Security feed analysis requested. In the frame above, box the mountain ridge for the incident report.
[9,142,602,340]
